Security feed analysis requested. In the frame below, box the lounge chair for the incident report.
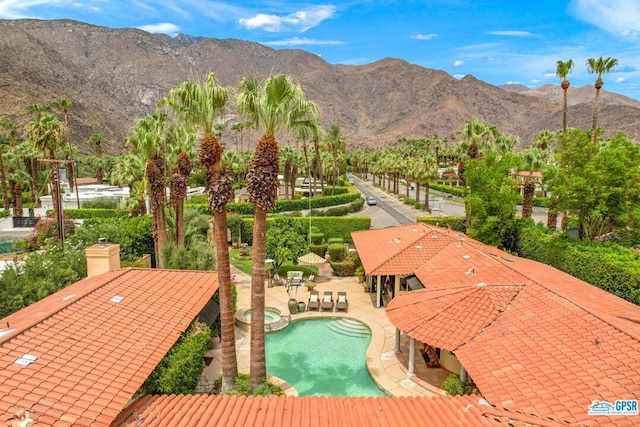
[335,291,348,312]
[321,291,334,312]
[308,290,320,311]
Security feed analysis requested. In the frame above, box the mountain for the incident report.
[1,19,639,155]
[500,83,640,108]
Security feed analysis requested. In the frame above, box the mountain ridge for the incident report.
[1,19,639,154]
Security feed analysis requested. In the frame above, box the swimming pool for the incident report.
[265,317,388,396]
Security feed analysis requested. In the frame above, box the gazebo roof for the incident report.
[298,252,327,264]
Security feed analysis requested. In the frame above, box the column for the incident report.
[394,328,401,353]
[460,366,468,383]
[376,275,382,308]
[407,336,416,377]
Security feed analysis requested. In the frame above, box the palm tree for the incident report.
[325,123,346,191]
[25,103,51,206]
[0,116,18,210]
[237,74,318,390]
[24,113,65,239]
[586,56,618,144]
[111,154,147,215]
[163,73,238,392]
[555,59,574,135]
[51,98,79,208]
[127,113,169,267]
[88,133,105,183]
[520,147,546,218]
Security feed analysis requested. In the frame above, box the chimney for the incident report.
[86,238,120,277]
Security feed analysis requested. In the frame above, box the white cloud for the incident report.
[264,37,345,46]
[487,30,533,37]
[570,0,640,38]
[453,74,465,79]
[411,33,437,41]
[453,60,464,67]
[239,5,336,33]
[530,79,540,83]
[137,22,181,35]
[616,77,626,83]
[506,80,520,84]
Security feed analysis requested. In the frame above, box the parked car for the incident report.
[367,196,377,206]
[348,178,355,184]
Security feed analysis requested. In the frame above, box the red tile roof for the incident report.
[352,223,463,275]
[112,394,566,427]
[384,225,640,426]
[0,268,219,426]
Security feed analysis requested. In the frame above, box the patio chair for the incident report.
[321,291,334,312]
[308,290,320,311]
[335,291,348,312]
[307,274,315,283]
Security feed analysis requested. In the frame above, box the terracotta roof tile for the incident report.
[0,268,218,426]
[384,227,640,426]
[114,394,554,427]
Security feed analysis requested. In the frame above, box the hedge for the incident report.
[327,242,346,262]
[515,225,640,304]
[46,208,129,220]
[240,216,371,244]
[139,322,211,395]
[186,193,361,215]
[430,183,465,197]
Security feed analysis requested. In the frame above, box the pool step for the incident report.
[265,317,290,332]
[326,318,370,338]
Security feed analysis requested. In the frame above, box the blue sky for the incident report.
[2,0,640,100]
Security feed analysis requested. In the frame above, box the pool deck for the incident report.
[200,266,449,397]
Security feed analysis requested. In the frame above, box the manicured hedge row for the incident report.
[430,183,465,197]
[186,193,361,215]
[240,216,371,244]
[515,225,640,304]
[47,208,129,219]
[417,216,466,233]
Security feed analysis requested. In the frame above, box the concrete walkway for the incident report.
[200,266,448,397]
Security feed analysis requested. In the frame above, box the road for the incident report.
[349,173,550,229]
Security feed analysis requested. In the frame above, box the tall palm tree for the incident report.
[555,59,574,135]
[111,154,147,215]
[88,133,105,183]
[237,74,318,390]
[25,103,51,206]
[162,73,238,392]
[24,113,65,239]
[520,147,546,218]
[0,116,18,210]
[51,98,79,208]
[325,123,346,191]
[127,113,169,267]
[586,56,618,144]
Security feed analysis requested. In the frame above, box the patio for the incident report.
[200,267,449,397]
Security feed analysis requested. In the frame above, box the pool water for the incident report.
[243,307,281,323]
[266,317,388,396]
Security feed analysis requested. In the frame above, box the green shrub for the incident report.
[325,206,349,216]
[442,374,470,396]
[349,197,365,212]
[404,197,416,206]
[328,242,346,262]
[310,233,325,245]
[277,264,318,278]
[309,244,327,258]
[81,197,120,209]
[225,373,285,396]
[431,183,465,197]
[140,321,211,395]
[48,208,128,220]
[0,210,9,218]
[323,186,349,195]
[241,216,371,244]
[327,237,344,244]
[515,224,640,304]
